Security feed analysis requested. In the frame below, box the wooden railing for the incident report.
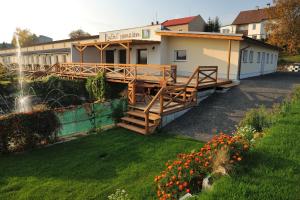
[142,66,218,132]
[56,63,177,83]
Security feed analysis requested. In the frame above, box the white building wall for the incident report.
[240,42,278,79]
[162,37,241,80]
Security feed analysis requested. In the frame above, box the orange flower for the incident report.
[237,157,242,161]
[186,189,191,193]
[179,185,184,191]
[183,182,188,187]
[189,170,194,175]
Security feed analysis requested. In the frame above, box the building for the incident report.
[162,15,206,32]
[0,17,279,80]
[35,35,53,44]
[220,8,271,40]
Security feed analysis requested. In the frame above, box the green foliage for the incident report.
[235,125,257,143]
[27,76,89,108]
[239,106,272,132]
[11,27,38,47]
[205,16,221,32]
[108,189,130,200]
[111,98,127,124]
[0,109,61,153]
[85,72,108,101]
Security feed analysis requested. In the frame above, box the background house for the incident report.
[220,7,271,40]
[162,15,206,32]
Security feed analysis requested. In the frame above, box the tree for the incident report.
[213,16,221,32]
[266,0,300,55]
[69,29,91,39]
[205,17,221,32]
[11,28,38,47]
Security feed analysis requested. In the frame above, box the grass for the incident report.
[279,54,300,64]
[0,129,203,200]
[194,98,300,199]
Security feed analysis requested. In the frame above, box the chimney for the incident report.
[267,3,271,8]
[256,6,259,10]
[151,22,154,25]
[156,21,159,25]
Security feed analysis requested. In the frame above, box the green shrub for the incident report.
[235,125,257,143]
[86,72,108,101]
[0,108,61,153]
[27,76,89,108]
[239,106,272,132]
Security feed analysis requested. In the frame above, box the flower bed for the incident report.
[155,134,249,199]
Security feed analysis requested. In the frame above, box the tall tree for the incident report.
[11,28,38,47]
[205,17,221,32]
[69,29,91,39]
[266,0,300,55]
[213,16,221,32]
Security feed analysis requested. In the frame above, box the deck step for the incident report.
[127,110,161,121]
[117,123,147,135]
[121,117,155,127]
[218,82,239,89]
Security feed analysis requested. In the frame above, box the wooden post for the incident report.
[145,112,149,134]
[227,40,232,80]
[160,91,164,114]
[127,42,130,64]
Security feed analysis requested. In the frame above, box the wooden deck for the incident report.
[12,62,232,135]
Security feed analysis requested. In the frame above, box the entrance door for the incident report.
[261,52,265,75]
[137,49,148,64]
[105,50,114,63]
[119,50,127,64]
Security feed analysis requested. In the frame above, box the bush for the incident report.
[27,76,89,108]
[239,106,272,132]
[154,134,249,199]
[86,72,108,101]
[0,109,61,153]
[235,125,257,143]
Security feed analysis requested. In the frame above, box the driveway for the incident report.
[164,72,300,141]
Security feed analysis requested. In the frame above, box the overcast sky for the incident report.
[1,0,272,43]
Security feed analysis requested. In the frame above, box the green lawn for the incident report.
[195,100,300,199]
[0,129,203,200]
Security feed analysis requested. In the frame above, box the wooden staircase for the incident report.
[118,109,161,135]
[117,66,218,135]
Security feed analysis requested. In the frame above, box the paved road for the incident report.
[164,72,300,141]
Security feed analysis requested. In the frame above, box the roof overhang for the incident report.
[156,31,244,41]
[75,39,161,47]
[242,36,280,51]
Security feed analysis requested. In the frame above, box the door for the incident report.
[119,50,127,64]
[261,52,265,75]
[105,50,114,63]
[137,49,147,64]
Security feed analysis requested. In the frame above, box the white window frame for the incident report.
[257,52,261,63]
[249,50,254,63]
[271,54,273,64]
[174,50,187,62]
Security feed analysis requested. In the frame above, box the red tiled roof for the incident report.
[162,16,197,27]
[232,8,270,25]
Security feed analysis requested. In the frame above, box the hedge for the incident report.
[0,109,61,153]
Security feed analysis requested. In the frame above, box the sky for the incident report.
[1,0,272,43]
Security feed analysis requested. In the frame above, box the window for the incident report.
[257,52,261,63]
[271,54,273,64]
[174,50,187,61]
[249,51,254,63]
[275,55,277,63]
[253,24,256,30]
[242,50,248,63]
[137,49,147,64]
[63,55,67,63]
[266,53,269,64]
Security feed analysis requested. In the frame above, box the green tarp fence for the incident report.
[55,99,126,137]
